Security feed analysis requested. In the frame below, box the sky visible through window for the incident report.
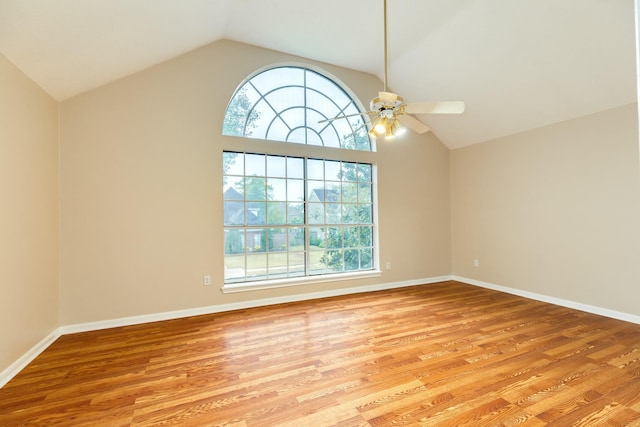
[222,66,373,151]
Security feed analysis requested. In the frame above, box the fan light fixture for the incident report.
[368,92,405,140]
[369,115,401,140]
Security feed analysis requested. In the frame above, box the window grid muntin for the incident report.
[224,151,374,283]
[223,66,372,151]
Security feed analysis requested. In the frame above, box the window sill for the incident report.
[221,270,383,294]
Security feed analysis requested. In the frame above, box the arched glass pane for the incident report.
[223,66,373,152]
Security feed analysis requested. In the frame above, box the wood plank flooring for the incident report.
[2,280,640,426]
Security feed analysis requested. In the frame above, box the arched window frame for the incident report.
[221,64,381,292]
[222,64,376,152]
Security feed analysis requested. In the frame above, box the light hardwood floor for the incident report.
[2,280,640,426]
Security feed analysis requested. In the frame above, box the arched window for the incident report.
[223,66,373,151]
[222,66,379,291]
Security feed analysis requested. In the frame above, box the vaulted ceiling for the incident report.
[0,0,636,149]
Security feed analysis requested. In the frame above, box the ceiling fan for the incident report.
[321,0,465,140]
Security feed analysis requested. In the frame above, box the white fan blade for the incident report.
[378,91,399,103]
[405,101,465,114]
[397,114,431,134]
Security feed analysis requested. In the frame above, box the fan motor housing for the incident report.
[370,94,404,115]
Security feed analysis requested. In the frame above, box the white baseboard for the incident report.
[0,328,62,389]
[453,276,640,325]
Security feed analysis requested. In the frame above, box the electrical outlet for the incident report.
[203,275,212,286]
[473,259,479,268]
[386,262,392,270]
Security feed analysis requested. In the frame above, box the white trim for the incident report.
[222,270,383,293]
[0,328,62,388]
[453,276,640,325]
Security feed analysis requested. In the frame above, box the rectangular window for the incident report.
[223,151,376,285]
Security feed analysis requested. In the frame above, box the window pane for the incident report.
[268,178,287,201]
[224,229,245,255]
[309,253,327,274]
[306,129,324,146]
[268,252,287,279]
[265,116,290,142]
[308,181,324,201]
[358,163,372,181]
[342,204,358,224]
[267,202,286,225]
[358,204,372,224]
[307,159,324,180]
[267,156,287,178]
[345,249,359,271]
[224,254,245,281]
[224,176,244,199]
[287,157,304,179]
[251,67,304,93]
[251,102,277,138]
[325,250,343,272]
[320,126,341,148]
[224,202,244,225]
[287,128,306,145]
[224,228,245,281]
[309,227,325,250]
[287,179,304,202]
[326,227,343,249]
[341,162,358,181]
[359,226,373,246]
[342,182,357,203]
[344,226,358,248]
[326,203,342,224]
[245,154,265,176]
[288,251,305,276]
[287,203,304,224]
[308,203,324,224]
[247,203,266,225]
[360,248,373,269]
[245,177,266,200]
[268,228,287,252]
[280,106,306,130]
[288,227,305,248]
[358,184,372,203]
[325,160,341,181]
[306,89,341,121]
[247,253,267,279]
[265,87,304,112]
[306,71,351,106]
[324,183,340,202]
[223,152,244,175]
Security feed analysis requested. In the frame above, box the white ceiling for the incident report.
[0,0,636,149]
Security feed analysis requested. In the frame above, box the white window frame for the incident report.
[221,64,381,293]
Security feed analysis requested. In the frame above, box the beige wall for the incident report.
[0,54,59,373]
[451,103,640,316]
[59,40,452,325]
